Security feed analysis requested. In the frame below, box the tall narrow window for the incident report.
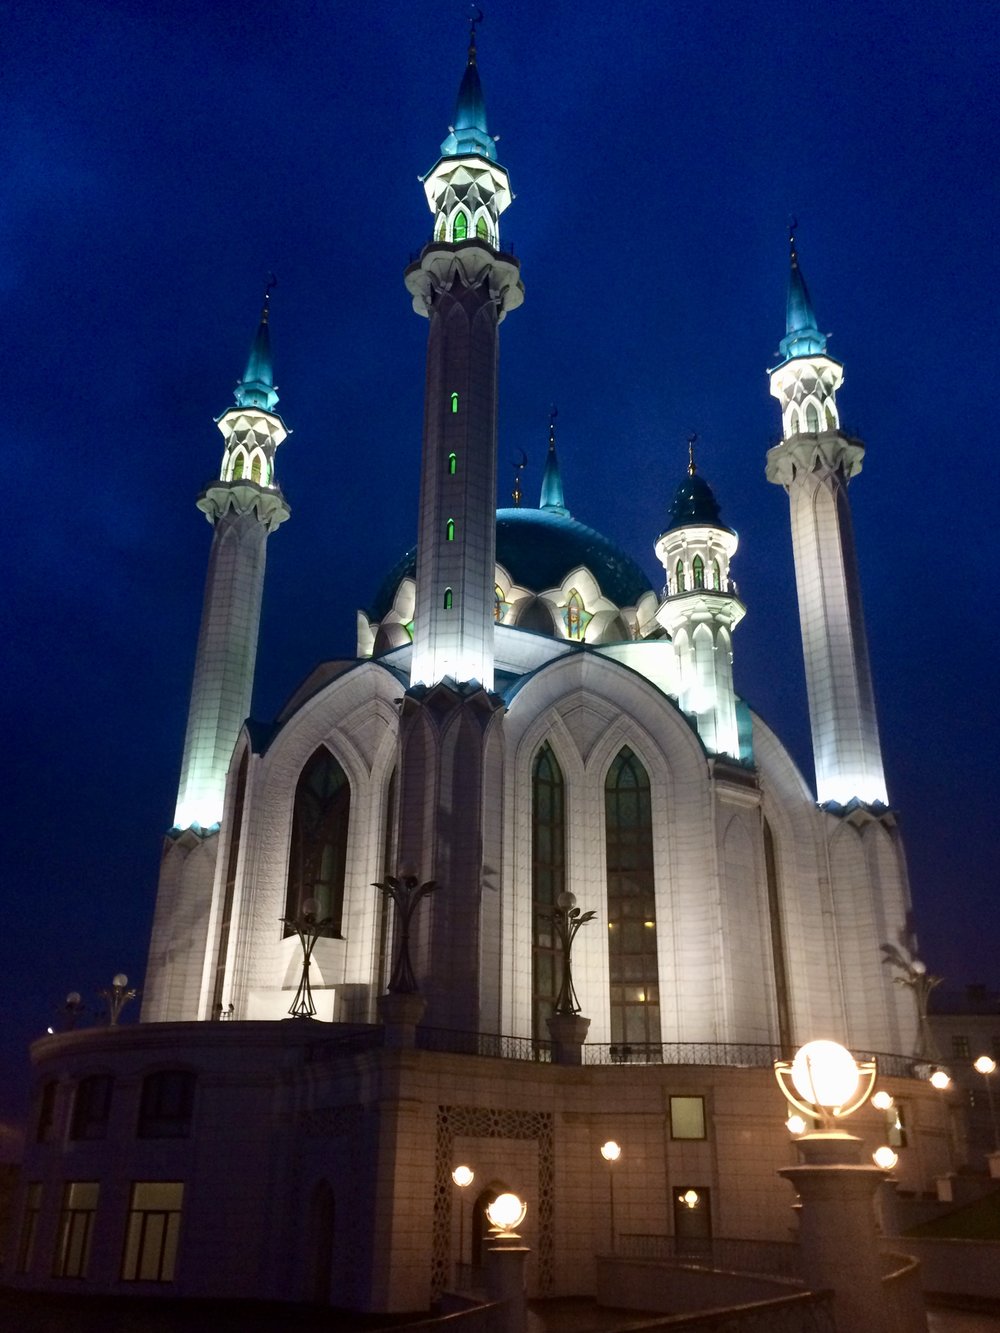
[375,770,397,999]
[138,1071,196,1139]
[16,1183,42,1275]
[565,590,585,640]
[453,210,468,241]
[286,747,351,937]
[446,518,456,542]
[450,392,459,413]
[805,401,820,432]
[712,559,722,591]
[212,750,247,1017]
[532,745,566,1043]
[675,560,686,593]
[250,455,262,484]
[443,587,453,610]
[476,216,489,240]
[70,1075,113,1141]
[53,1182,98,1279]
[448,451,457,474]
[232,451,245,480]
[436,217,446,242]
[606,748,660,1051]
[693,555,705,588]
[763,818,792,1056]
[121,1182,184,1282]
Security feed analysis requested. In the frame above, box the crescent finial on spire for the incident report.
[687,432,698,476]
[788,216,799,268]
[261,272,277,324]
[468,4,483,62]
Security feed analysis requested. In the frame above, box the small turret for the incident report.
[234,283,279,411]
[655,439,744,759]
[769,227,843,438]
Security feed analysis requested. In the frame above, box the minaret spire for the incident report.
[171,290,290,831]
[766,233,887,807]
[539,407,569,516]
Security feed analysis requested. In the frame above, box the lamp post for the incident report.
[775,1040,891,1333]
[974,1056,1000,1173]
[483,1192,529,1333]
[452,1165,474,1276]
[600,1139,621,1254]
[372,874,438,994]
[100,974,137,1026]
[63,992,86,1030]
[280,898,335,1018]
[546,892,596,1064]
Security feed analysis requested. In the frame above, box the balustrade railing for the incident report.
[617,1234,803,1280]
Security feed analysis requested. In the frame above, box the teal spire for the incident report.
[778,224,828,362]
[440,14,497,162]
[235,281,279,412]
[539,408,569,516]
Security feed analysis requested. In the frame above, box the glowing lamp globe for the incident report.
[974,1056,997,1076]
[873,1146,898,1170]
[785,1114,808,1135]
[871,1090,894,1111]
[600,1140,621,1162]
[486,1192,527,1233]
[452,1165,474,1188]
[929,1070,951,1090]
[790,1040,860,1109]
[113,973,129,989]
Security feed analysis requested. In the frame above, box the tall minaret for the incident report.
[172,291,290,830]
[539,409,569,516]
[404,17,523,690]
[655,440,745,758]
[766,232,887,806]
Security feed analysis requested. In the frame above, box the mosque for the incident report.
[11,27,962,1315]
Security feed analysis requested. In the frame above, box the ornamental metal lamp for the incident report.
[100,974,138,1026]
[372,874,438,994]
[486,1192,527,1241]
[774,1039,877,1134]
[452,1166,475,1271]
[974,1055,999,1154]
[600,1140,621,1253]
[549,891,596,1015]
[280,898,335,1018]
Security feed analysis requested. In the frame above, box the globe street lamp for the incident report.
[100,974,137,1026]
[600,1139,621,1254]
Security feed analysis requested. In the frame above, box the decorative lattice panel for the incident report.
[433,1105,554,1298]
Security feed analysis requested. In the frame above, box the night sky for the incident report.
[4,0,997,1144]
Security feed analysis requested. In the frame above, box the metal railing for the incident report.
[416,1027,552,1062]
[617,1234,803,1281]
[601,1290,836,1332]
[587,1042,784,1068]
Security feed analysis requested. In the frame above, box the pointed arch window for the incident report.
[494,586,505,622]
[443,587,453,610]
[476,216,489,241]
[448,451,457,475]
[453,210,468,242]
[450,392,459,414]
[606,747,660,1051]
[675,560,686,593]
[712,559,722,591]
[435,217,446,242]
[446,518,456,542]
[565,589,584,640]
[825,403,837,429]
[693,555,705,589]
[763,818,792,1055]
[805,402,820,433]
[375,769,397,998]
[532,744,565,1043]
[232,451,246,481]
[250,455,262,484]
[285,747,351,938]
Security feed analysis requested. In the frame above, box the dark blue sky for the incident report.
[4,0,997,1140]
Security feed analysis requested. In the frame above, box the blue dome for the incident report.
[369,509,653,620]
[664,474,734,535]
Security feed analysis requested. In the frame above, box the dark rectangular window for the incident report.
[138,1071,196,1139]
[121,1182,184,1282]
[886,1102,907,1149]
[70,1075,113,1141]
[952,1035,970,1058]
[16,1183,42,1275]
[35,1081,57,1143]
[53,1182,98,1278]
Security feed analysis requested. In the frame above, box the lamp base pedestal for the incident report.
[377,992,426,1048]
[485,1238,529,1333]
[779,1133,892,1333]
[547,1013,590,1065]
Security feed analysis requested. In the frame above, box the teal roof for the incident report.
[370,509,653,620]
[440,31,497,161]
[778,238,828,362]
[235,295,279,411]
[663,472,734,536]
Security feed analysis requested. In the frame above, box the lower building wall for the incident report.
[9,1022,965,1313]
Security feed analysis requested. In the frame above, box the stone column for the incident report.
[485,1236,529,1333]
[546,1014,590,1066]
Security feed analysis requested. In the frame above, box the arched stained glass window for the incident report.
[825,404,837,429]
[232,452,245,480]
[453,210,468,241]
[805,402,820,432]
[443,587,453,610]
[436,217,446,242]
[250,455,262,484]
[375,769,396,998]
[675,560,685,593]
[446,518,456,542]
[448,452,457,475]
[285,747,350,937]
[532,744,565,1042]
[476,216,489,240]
[450,392,459,414]
[494,586,505,622]
[712,559,722,591]
[693,555,705,589]
[605,747,660,1051]
[566,590,584,640]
